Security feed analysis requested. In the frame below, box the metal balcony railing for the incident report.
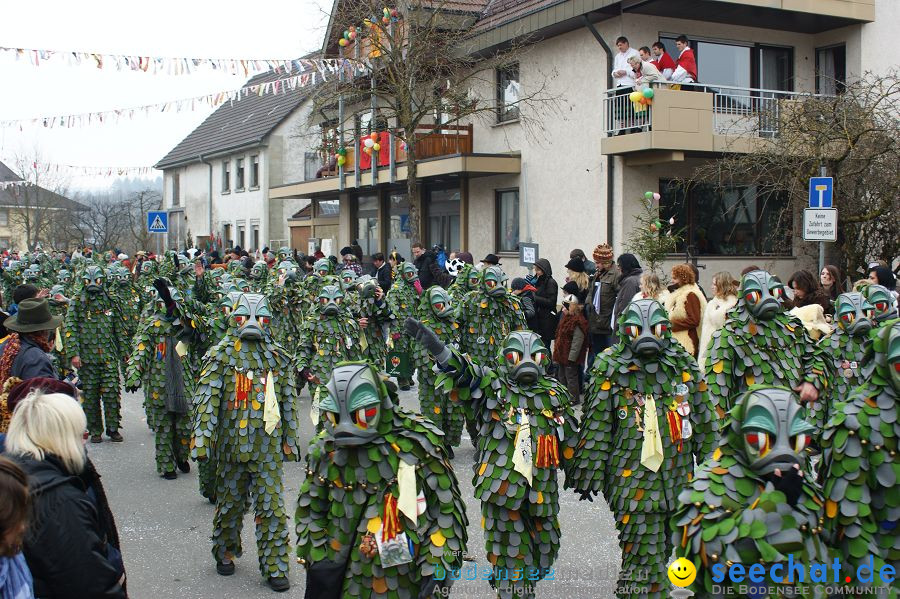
[604,83,826,138]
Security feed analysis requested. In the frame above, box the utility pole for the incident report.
[818,165,826,273]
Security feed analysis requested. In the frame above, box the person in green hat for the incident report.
[0,298,63,389]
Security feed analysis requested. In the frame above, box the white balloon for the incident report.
[364,138,375,148]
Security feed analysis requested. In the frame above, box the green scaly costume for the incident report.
[385,263,422,389]
[566,299,717,598]
[296,362,468,598]
[192,293,301,585]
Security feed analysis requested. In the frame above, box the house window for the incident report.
[304,152,320,180]
[0,238,9,249]
[222,162,231,192]
[250,155,260,188]
[356,195,380,256]
[496,189,519,253]
[171,173,180,206]
[236,158,245,190]
[659,179,791,256]
[223,223,232,247]
[427,187,460,253]
[252,225,260,251]
[0,209,8,226]
[497,64,520,123]
[816,45,846,95]
[316,199,340,218]
[238,226,246,248]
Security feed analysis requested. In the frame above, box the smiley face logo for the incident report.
[668,557,697,587]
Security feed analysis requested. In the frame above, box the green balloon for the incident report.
[644,191,654,200]
[642,88,654,99]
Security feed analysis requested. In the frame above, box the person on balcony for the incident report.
[611,36,639,135]
[651,41,676,80]
[627,55,664,87]
[672,35,698,85]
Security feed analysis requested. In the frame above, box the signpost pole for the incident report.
[818,166,826,273]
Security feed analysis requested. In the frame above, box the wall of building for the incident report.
[163,164,208,250]
[860,0,898,77]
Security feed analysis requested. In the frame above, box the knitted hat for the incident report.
[593,243,613,262]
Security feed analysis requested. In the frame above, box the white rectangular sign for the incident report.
[803,208,837,242]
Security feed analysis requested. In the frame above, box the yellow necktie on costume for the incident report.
[640,394,664,472]
[55,329,63,352]
[263,371,280,434]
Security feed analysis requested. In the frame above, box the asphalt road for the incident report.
[89,383,629,599]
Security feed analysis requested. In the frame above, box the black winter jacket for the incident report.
[413,252,437,289]
[12,454,126,599]
[532,259,559,344]
[612,267,643,327]
[6,334,58,381]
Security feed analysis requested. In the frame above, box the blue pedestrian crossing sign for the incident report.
[147,211,168,233]
[808,177,833,208]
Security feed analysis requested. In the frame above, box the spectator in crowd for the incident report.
[627,54,665,87]
[0,456,31,599]
[481,254,501,268]
[564,258,590,304]
[868,265,898,297]
[371,253,392,292]
[788,269,832,315]
[532,259,559,350]
[820,264,844,303]
[5,390,127,599]
[0,299,61,390]
[411,242,437,289]
[664,263,707,358]
[697,271,739,369]
[651,41,676,79]
[510,278,537,332]
[587,244,618,361]
[455,251,474,266]
[672,35,698,84]
[349,240,364,263]
[9,286,40,317]
[569,249,595,275]
[633,272,665,302]
[612,254,642,326]
[553,291,589,405]
[638,46,653,62]
[339,247,363,276]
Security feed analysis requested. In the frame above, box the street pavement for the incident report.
[89,383,628,599]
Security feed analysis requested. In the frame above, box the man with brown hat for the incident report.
[0,298,62,389]
[586,243,619,364]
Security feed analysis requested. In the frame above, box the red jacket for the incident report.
[652,52,677,75]
[677,47,697,81]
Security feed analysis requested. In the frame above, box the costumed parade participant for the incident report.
[296,361,468,599]
[352,275,392,369]
[64,264,126,443]
[124,280,192,479]
[862,284,899,327]
[447,260,477,303]
[704,270,829,412]
[810,291,875,432]
[455,265,526,444]
[267,261,304,349]
[297,285,365,415]
[192,293,301,592]
[386,263,423,391]
[413,286,464,451]
[821,319,899,589]
[249,260,269,294]
[406,318,577,599]
[671,386,828,598]
[566,299,716,598]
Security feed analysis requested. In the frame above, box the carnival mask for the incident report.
[482,266,507,297]
[318,285,344,317]
[231,293,272,341]
[732,386,815,476]
[835,292,875,336]
[320,363,391,447]
[862,284,898,323]
[426,287,453,318]
[401,262,418,284]
[314,258,332,278]
[498,331,548,385]
[620,299,670,357]
[57,269,72,285]
[83,265,105,293]
[740,271,785,321]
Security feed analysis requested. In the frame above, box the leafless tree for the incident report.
[124,188,162,252]
[6,150,76,251]
[682,71,900,275]
[72,194,131,252]
[305,0,560,243]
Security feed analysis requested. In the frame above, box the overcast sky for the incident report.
[0,0,330,189]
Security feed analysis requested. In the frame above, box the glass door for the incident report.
[426,187,460,252]
[356,195,380,257]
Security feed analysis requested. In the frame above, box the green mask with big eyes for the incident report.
[862,284,898,323]
[835,292,874,336]
[321,363,390,446]
[482,266,506,297]
[401,262,418,283]
[497,331,548,384]
[732,386,815,475]
[739,271,785,321]
[620,299,670,357]
[317,285,345,316]
[426,287,453,318]
[83,265,105,293]
[231,293,272,340]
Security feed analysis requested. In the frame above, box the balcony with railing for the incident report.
[601,83,828,160]
[270,122,520,199]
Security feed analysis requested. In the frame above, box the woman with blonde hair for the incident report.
[564,258,590,303]
[697,271,739,369]
[632,272,665,302]
[5,390,126,599]
[663,263,707,358]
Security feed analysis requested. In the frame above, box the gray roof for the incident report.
[155,69,310,170]
[0,161,23,183]
[0,185,86,211]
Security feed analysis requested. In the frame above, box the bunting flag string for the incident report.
[0,163,158,186]
[0,59,369,130]
[1,46,336,78]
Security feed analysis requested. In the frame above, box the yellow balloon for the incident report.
[373,143,381,151]
[629,91,642,103]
